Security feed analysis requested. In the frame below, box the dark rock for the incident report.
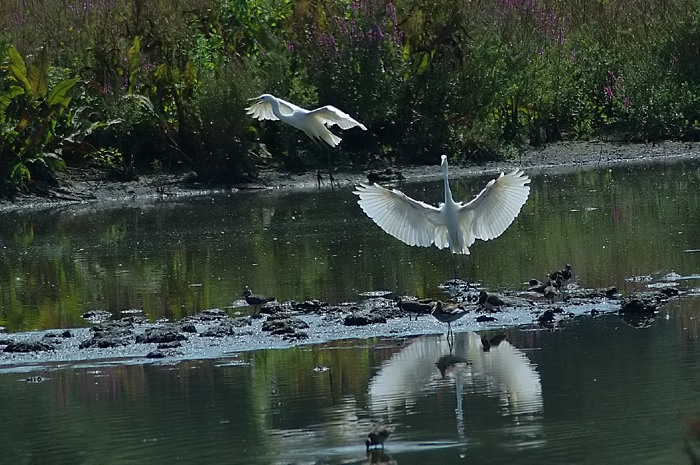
[79,320,134,349]
[604,287,619,298]
[188,309,228,323]
[0,339,12,346]
[262,316,309,335]
[120,315,149,325]
[82,310,112,323]
[293,300,328,313]
[475,315,497,322]
[344,313,387,326]
[259,304,282,315]
[44,330,72,339]
[136,326,187,344]
[157,341,182,349]
[282,331,309,341]
[367,168,405,183]
[146,350,166,359]
[199,318,250,337]
[4,341,55,353]
[180,323,197,333]
[620,290,674,315]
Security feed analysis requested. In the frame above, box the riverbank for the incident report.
[2,140,699,213]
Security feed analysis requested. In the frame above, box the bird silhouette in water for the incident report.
[366,424,394,451]
[243,287,275,316]
[395,296,434,321]
[481,333,507,351]
[478,291,506,312]
[354,155,530,279]
[245,94,367,187]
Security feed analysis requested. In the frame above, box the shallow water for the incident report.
[3,303,700,464]
[1,157,700,463]
[1,158,699,331]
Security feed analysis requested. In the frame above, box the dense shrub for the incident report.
[1,0,700,196]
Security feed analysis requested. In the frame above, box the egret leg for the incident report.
[326,150,337,189]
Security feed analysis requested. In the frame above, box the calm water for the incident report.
[1,156,700,463]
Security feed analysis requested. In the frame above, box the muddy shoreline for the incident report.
[0,140,698,371]
[2,140,700,213]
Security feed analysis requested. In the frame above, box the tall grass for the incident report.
[1,0,699,196]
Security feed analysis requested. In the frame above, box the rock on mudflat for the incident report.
[199,317,251,337]
[4,340,55,353]
[262,315,309,339]
[136,326,187,344]
[79,320,135,349]
[620,289,677,314]
[344,313,387,326]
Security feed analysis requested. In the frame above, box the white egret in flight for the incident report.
[245,94,367,186]
[354,155,530,276]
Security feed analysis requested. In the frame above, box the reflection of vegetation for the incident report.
[0,336,403,462]
[1,160,700,331]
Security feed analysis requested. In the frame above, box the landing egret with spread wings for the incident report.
[354,155,530,275]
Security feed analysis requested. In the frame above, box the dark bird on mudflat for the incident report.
[366,424,394,451]
[431,301,468,334]
[478,291,506,312]
[549,264,573,284]
[243,287,275,315]
[395,297,434,321]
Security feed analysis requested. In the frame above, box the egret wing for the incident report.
[459,169,531,242]
[310,106,367,130]
[245,96,299,121]
[354,183,442,248]
[245,100,278,121]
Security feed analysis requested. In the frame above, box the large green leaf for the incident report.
[128,36,140,93]
[7,46,31,92]
[26,47,49,97]
[0,85,25,115]
[47,77,79,109]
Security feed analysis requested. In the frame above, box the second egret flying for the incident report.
[354,155,530,275]
[245,94,367,186]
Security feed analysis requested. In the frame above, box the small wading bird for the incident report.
[245,93,367,187]
[366,424,394,451]
[549,264,573,285]
[243,287,275,316]
[478,290,506,312]
[395,296,434,321]
[354,155,530,278]
[431,301,469,336]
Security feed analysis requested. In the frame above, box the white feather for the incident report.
[354,156,530,255]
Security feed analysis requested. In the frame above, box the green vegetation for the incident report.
[1,0,699,196]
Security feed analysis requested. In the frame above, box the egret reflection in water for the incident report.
[368,333,543,448]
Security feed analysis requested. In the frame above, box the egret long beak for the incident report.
[247,95,263,102]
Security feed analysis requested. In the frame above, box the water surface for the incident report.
[1,156,700,464]
[1,158,699,331]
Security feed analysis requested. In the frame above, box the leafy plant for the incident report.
[0,46,78,196]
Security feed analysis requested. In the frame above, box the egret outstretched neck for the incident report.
[441,155,453,206]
